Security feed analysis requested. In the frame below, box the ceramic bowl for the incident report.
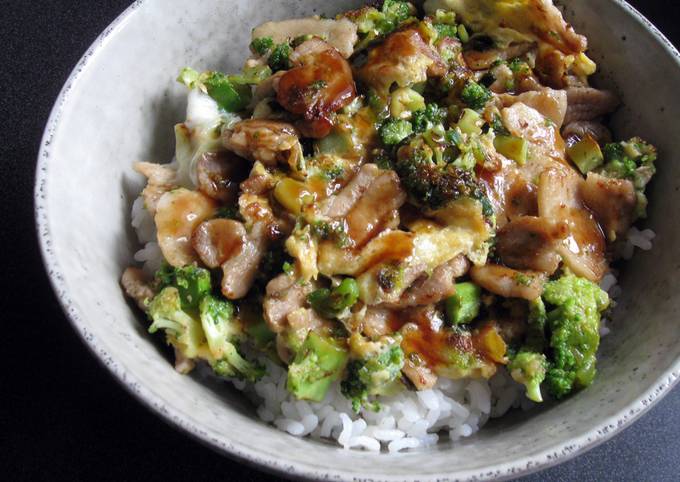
[36,0,680,480]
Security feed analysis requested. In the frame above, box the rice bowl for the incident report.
[35,0,680,478]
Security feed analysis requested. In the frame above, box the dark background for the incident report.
[3,1,680,480]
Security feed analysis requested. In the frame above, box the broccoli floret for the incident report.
[411,103,448,133]
[308,278,360,319]
[155,264,212,310]
[250,36,274,56]
[445,282,481,325]
[508,351,548,403]
[268,42,293,72]
[148,287,207,359]
[287,332,349,401]
[542,273,609,399]
[433,23,458,40]
[597,137,657,218]
[341,336,405,412]
[461,80,492,110]
[394,135,483,209]
[180,70,252,112]
[348,1,415,48]
[379,118,413,145]
[199,295,264,382]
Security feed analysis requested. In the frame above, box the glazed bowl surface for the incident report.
[36,0,680,480]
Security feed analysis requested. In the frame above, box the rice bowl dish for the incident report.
[121,0,658,453]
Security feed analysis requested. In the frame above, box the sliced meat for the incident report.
[581,172,636,242]
[464,42,534,70]
[221,222,268,299]
[133,162,177,215]
[564,87,619,125]
[196,151,250,203]
[402,355,438,390]
[357,29,446,93]
[318,230,415,276]
[277,39,356,138]
[223,119,304,169]
[496,216,566,274]
[321,163,381,217]
[251,17,358,59]
[384,255,470,308]
[263,273,314,333]
[345,169,406,248]
[538,167,607,281]
[360,307,394,338]
[501,102,568,180]
[154,188,216,267]
[121,267,156,311]
[470,264,546,301]
[562,120,612,146]
[504,173,539,221]
[498,88,568,128]
[191,219,246,268]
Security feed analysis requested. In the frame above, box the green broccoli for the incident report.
[445,282,481,325]
[268,42,293,72]
[349,0,415,48]
[460,80,492,110]
[250,36,274,56]
[341,336,405,412]
[177,68,252,112]
[542,273,609,399]
[379,118,413,145]
[597,137,657,218]
[411,103,448,133]
[308,278,360,319]
[433,23,458,40]
[148,287,207,359]
[155,264,212,310]
[287,332,349,401]
[394,135,483,209]
[508,352,548,403]
[199,295,264,382]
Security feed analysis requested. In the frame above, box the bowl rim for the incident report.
[34,0,680,480]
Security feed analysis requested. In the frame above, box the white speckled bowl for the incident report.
[36,1,680,480]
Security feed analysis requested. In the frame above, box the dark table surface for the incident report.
[3,1,680,480]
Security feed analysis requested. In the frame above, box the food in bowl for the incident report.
[121,0,657,452]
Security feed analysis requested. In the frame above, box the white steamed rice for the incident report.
[130,194,655,452]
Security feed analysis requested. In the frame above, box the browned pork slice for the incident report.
[564,87,619,125]
[154,188,216,267]
[498,88,568,128]
[263,273,315,333]
[121,267,156,311]
[321,163,381,217]
[496,216,566,274]
[470,264,546,300]
[464,42,534,71]
[196,151,250,203]
[402,354,439,390]
[220,222,268,299]
[501,102,568,179]
[384,255,470,308]
[562,120,612,145]
[357,29,446,93]
[345,169,406,248]
[133,161,177,215]
[191,219,246,269]
[251,17,358,59]
[581,172,636,242]
[276,38,357,138]
[223,119,304,169]
[538,167,608,281]
[358,307,394,338]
